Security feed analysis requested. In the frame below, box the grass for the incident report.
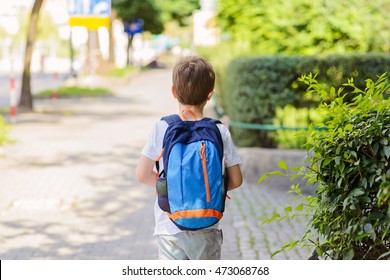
[36,86,110,98]
[0,116,11,147]
[107,66,138,78]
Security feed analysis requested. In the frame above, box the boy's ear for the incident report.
[207,90,215,100]
[171,86,178,99]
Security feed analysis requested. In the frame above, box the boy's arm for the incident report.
[136,155,158,187]
[226,164,243,191]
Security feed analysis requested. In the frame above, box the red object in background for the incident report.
[10,77,16,121]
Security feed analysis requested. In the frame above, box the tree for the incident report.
[108,11,116,65]
[216,0,390,55]
[19,0,45,111]
[112,0,164,65]
[156,0,200,26]
[112,0,200,65]
[11,7,59,56]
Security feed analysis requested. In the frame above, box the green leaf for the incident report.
[291,166,301,172]
[343,248,354,260]
[284,206,293,212]
[343,197,351,209]
[271,250,282,257]
[373,143,379,154]
[363,223,373,233]
[368,210,384,220]
[339,161,345,173]
[378,251,390,260]
[262,213,281,224]
[315,246,323,257]
[258,174,270,184]
[350,151,358,159]
[258,171,284,183]
[350,188,365,197]
[290,174,300,181]
[321,158,332,168]
[295,204,304,212]
[384,146,390,158]
[387,204,390,219]
[344,123,352,131]
[361,177,368,188]
[278,160,288,170]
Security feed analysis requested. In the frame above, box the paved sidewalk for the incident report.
[0,69,311,260]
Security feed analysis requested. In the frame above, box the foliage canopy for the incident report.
[156,0,200,26]
[112,0,200,34]
[112,0,163,34]
[216,0,390,54]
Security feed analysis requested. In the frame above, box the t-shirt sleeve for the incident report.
[141,121,167,161]
[218,124,242,168]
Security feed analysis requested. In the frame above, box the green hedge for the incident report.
[222,54,390,147]
[261,74,390,259]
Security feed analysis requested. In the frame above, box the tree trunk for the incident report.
[108,13,116,65]
[69,27,76,77]
[84,30,103,75]
[19,0,44,111]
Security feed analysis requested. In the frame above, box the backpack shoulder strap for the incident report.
[156,114,182,177]
[161,114,182,125]
[202,117,222,126]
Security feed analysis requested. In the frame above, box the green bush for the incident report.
[197,42,248,112]
[261,73,390,259]
[223,54,390,148]
[224,56,304,147]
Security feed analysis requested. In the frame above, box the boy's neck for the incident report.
[178,103,205,120]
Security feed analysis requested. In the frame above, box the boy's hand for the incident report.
[226,164,243,191]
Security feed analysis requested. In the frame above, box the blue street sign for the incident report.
[124,19,144,36]
[67,0,111,16]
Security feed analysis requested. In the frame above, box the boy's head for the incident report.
[172,55,215,106]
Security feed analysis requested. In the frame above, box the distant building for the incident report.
[193,0,219,47]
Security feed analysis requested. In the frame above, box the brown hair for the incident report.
[172,55,215,105]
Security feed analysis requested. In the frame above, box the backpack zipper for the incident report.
[200,142,211,203]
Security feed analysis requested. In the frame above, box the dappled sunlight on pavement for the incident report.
[0,69,311,260]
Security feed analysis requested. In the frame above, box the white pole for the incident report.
[10,58,16,122]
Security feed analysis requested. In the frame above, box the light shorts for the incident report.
[156,228,223,260]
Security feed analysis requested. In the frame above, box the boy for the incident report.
[136,55,243,260]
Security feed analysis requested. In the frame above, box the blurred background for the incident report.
[0,0,388,114]
[0,0,389,261]
[0,0,204,75]
[1,0,390,173]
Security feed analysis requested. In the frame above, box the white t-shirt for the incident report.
[141,119,242,235]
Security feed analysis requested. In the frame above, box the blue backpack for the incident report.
[155,114,228,230]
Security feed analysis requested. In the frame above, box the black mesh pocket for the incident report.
[156,177,170,212]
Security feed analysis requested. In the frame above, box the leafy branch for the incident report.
[260,73,390,259]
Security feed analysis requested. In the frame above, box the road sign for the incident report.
[124,19,144,36]
[67,0,111,30]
